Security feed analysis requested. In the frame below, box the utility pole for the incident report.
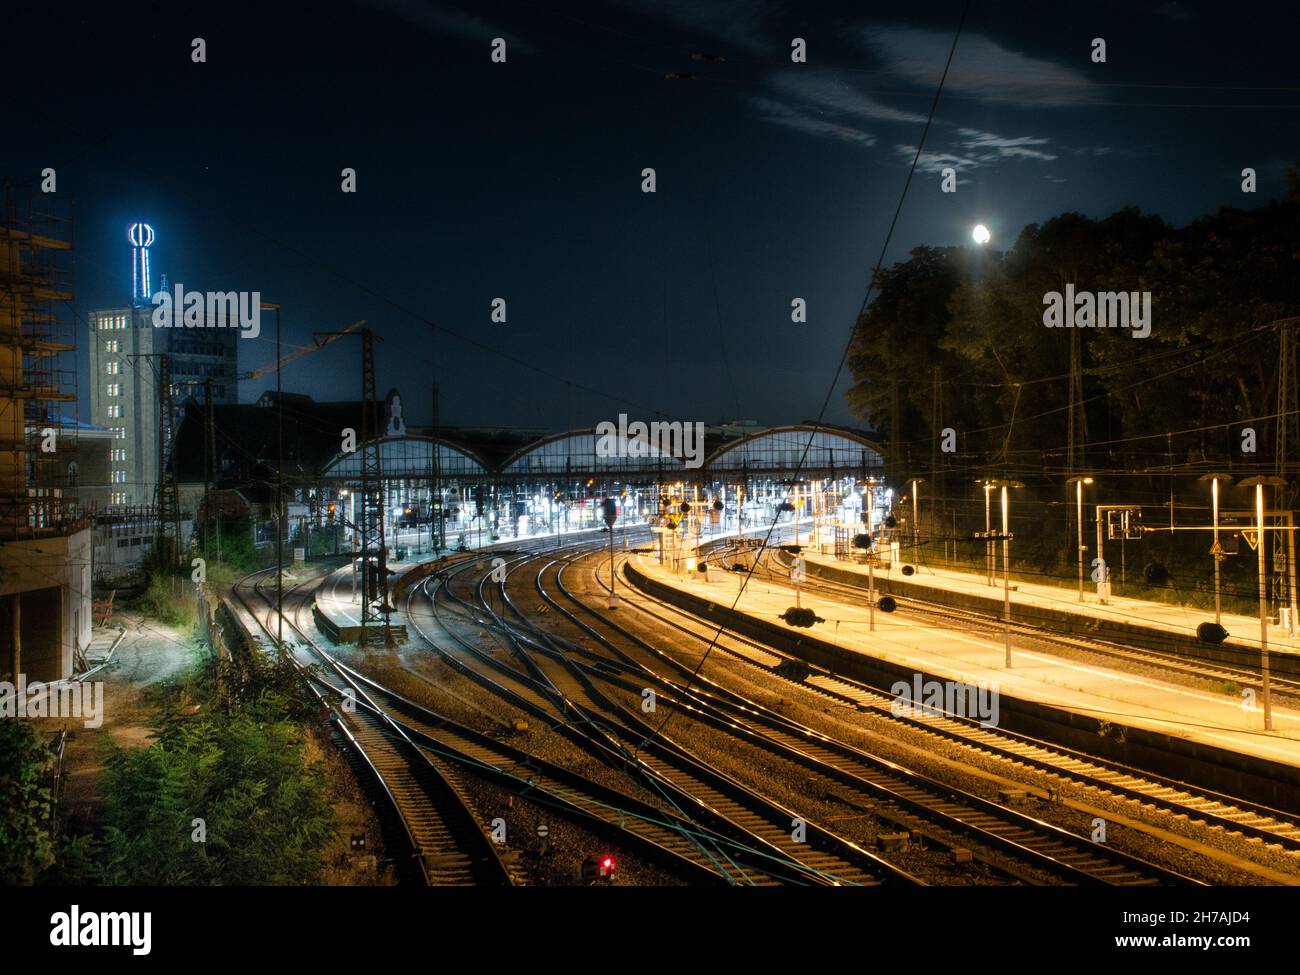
[1242,476,1282,732]
[269,303,284,655]
[431,383,442,554]
[203,378,220,567]
[316,328,391,647]
[155,354,181,572]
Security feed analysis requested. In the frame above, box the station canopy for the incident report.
[322,436,489,480]
[499,428,687,477]
[706,425,883,474]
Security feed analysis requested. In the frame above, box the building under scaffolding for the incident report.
[0,183,92,682]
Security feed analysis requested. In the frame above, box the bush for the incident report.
[136,573,196,630]
[0,720,57,884]
[50,665,337,885]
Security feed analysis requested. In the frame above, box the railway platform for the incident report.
[787,549,1300,673]
[625,550,1300,786]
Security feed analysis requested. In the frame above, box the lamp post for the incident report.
[1241,476,1282,731]
[909,477,926,568]
[976,478,996,585]
[260,300,284,655]
[991,480,1025,668]
[1199,473,1234,626]
[1067,477,1094,602]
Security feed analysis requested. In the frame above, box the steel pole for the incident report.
[1212,477,1221,625]
[912,480,920,567]
[985,486,992,586]
[608,525,617,609]
[869,559,875,632]
[1002,485,1011,668]
[275,306,283,654]
[1077,480,1085,602]
[1256,485,1273,731]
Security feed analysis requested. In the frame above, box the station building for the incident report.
[172,389,887,556]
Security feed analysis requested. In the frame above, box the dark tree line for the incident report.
[847,170,1300,506]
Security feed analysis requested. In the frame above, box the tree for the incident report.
[0,719,57,884]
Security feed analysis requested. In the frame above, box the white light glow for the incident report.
[972,224,991,245]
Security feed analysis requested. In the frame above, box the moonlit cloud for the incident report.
[771,73,929,124]
[865,27,1102,106]
[754,97,877,147]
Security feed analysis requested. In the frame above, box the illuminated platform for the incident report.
[625,550,1300,805]
[791,549,1300,666]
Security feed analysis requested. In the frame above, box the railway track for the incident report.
[414,547,917,886]
[607,545,1300,859]
[499,545,1202,886]
[227,571,514,886]
[242,547,808,886]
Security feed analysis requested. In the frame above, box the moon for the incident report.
[972,224,991,245]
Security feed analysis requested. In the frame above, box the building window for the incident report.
[107,405,122,418]
[105,340,119,353]
[106,383,122,397]
[66,462,79,487]
[111,448,126,462]
[106,361,120,375]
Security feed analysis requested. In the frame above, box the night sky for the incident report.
[4,0,1297,431]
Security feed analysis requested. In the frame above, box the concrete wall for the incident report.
[0,527,92,681]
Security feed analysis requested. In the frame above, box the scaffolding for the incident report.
[0,182,78,538]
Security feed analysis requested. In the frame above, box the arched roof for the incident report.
[705,424,884,473]
[321,435,489,480]
[499,427,688,476]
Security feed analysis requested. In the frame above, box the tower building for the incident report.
[87,223,238,506]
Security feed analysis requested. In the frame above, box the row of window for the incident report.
[105,340,119,353]
[171,362,227,378]
[107,405,122,418]
[110,492,128,505]
[111,448,126,462]
[98,315,129,330]
[111,471,127,484]
[170,340,229,357]
[106,361,120,375]
[106,383,122,397]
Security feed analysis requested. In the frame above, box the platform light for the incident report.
[1066,476,1094,603]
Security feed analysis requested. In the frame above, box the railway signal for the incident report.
[602,497,619,609]
[582,854,616,883]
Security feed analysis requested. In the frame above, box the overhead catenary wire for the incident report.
[635,0,974,754]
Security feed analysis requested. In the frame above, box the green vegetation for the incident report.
[198,514,262,574]
[46,656,336,885]
[0,720,58,884]
[136,572,197,630]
